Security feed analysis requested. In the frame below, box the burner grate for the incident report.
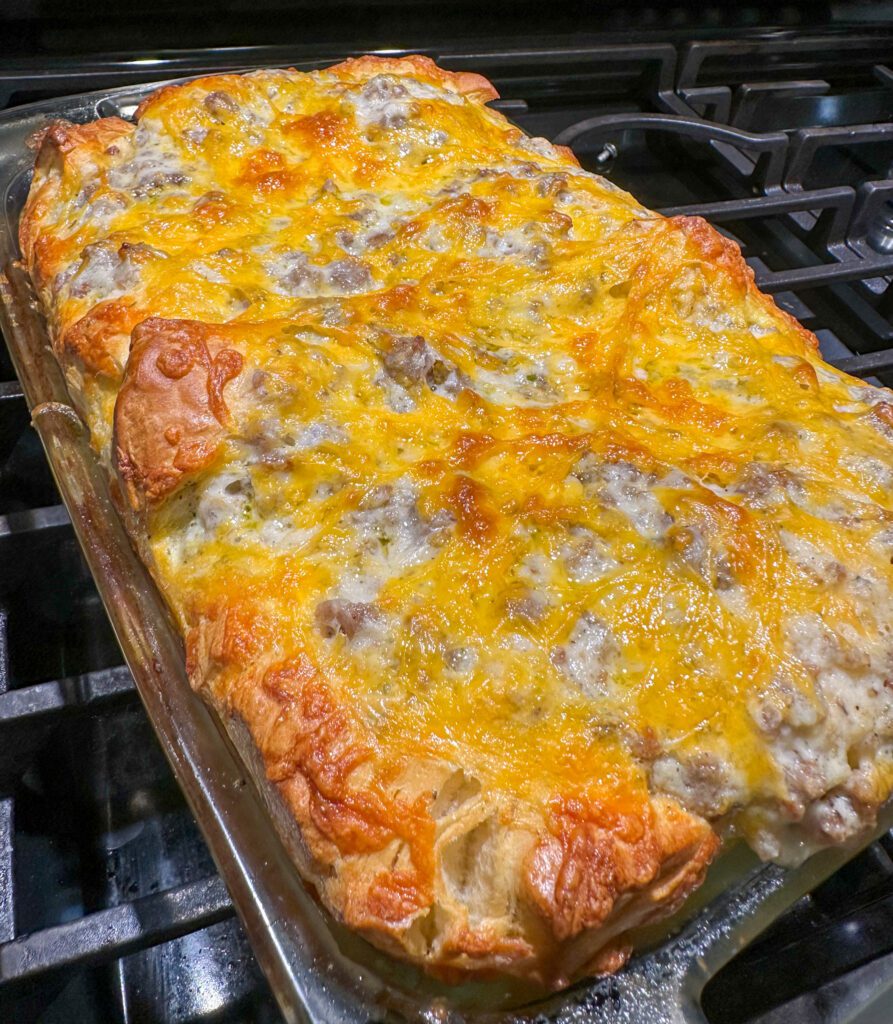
[0,385,279,1018]
[0,526,280,1020]
[3,33,893,1023]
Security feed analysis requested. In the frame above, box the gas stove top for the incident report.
[3,24,893,1024]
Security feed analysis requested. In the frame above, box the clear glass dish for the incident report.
[0,74,890,1024]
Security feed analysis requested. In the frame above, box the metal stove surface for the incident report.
[4,30,893,1024]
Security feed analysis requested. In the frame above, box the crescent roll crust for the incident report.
[21,55,893,987]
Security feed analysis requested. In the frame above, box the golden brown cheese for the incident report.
[20,54,893,987]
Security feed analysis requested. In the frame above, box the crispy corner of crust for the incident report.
[19,117,133,267]
[189,624,719,987]
[326,54,500,103]
[553,142,583,168]
[523,795,719,985]
[670,213,821,352]
[113,317,245,511]
[61,300,143,378]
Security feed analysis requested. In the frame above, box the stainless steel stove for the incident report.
[3,11,893,1023]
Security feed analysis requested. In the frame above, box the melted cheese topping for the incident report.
[28,60,893,859]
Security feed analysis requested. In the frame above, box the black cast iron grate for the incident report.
[3,33,893,1023]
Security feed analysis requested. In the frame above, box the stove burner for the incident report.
[4,30,893,1024]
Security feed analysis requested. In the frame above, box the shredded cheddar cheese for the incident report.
[20,55,893,986]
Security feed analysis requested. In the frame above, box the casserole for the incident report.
[6,52,893,1013]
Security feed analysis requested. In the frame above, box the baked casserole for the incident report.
[19,55,893,988]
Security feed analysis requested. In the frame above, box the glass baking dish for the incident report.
[0,73,891,1024]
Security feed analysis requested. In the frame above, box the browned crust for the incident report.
[19,117,133,277]
[61,300,144,378]
[526,799,714,943]
[18,119,140,437]
[184,599,718,987]
[670,214,821,351]
[552,142,582,167]
[114,317,245,510]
